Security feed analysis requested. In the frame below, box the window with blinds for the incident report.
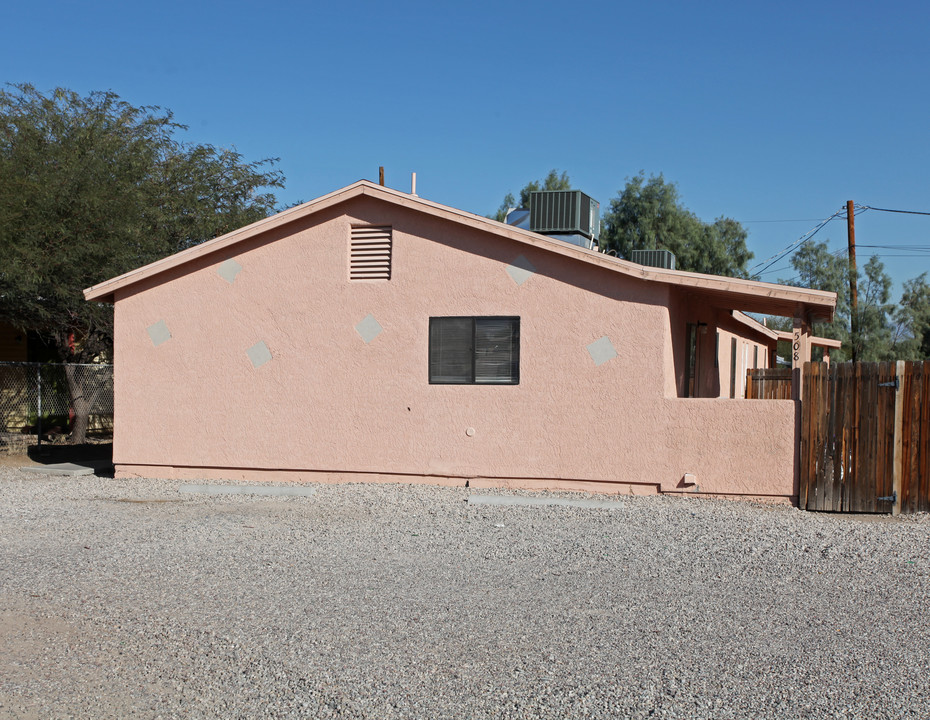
[429,317,520,385]
[350,225,392,280]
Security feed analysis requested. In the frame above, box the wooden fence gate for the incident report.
[746,368,793,399]
[800,361,930,513]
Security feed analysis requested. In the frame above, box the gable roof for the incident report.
[84,180,836,321]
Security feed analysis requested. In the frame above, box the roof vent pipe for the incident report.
[411,172,417,196]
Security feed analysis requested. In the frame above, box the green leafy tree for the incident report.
[779,240,851,357]
[777,241,899,361]
[492,169,571,222]
[0,84,284,441]
[892,273,930,359]
[853,256,895,361]
[600,172,752,277]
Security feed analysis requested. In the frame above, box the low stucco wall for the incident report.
[115,397,797,498]
[661,398,796,496]
[111,196,798,498]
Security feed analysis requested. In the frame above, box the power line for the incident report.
[752,203,930,285]
[858,244,930,251]
[748,209,844,279]
[860,205,930,217]
[742,218,826,223]
[750,205,873,281]
[770,247,849,286]
[863,253,930,257]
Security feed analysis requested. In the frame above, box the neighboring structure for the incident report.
[715,312,842,399]
[0,322,28,362]
[84,181,835,500]
[0,322,62,364]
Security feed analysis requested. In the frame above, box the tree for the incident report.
[492,169,571,222]
[776,241,899,361]
[853,256,895,361]
[600,172,752,277]
[891,273,930,359]
[778,240,851,356]
[0,84,285,442]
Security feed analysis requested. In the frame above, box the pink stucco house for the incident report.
[84,181,835,500]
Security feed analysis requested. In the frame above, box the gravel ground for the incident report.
[1,468,928,719]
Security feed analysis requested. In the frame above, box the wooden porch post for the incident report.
[791,311,812,401]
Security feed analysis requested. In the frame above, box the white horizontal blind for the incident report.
[350,226,392,280]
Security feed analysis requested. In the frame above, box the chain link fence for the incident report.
[0,362,113,452]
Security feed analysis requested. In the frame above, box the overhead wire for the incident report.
[859,205,930,217]
[750,203,930,284]
[776,246,849,286]
[858,244,930,252]
[748,208,845,279]
[742,218,826,223]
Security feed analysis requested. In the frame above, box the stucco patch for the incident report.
[246,340,272,369]
[587,336,617,367]
[506,254,536,286]
[355,314,383,344]
[217,258,242,284]
[146,320,171,347]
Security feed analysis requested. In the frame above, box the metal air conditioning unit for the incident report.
[631,249,676,270]
[529,190,600,243]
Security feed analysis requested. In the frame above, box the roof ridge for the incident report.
[83,181,837,322]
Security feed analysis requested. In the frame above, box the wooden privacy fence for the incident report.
[745,368,793,399]
[800,361,930,514]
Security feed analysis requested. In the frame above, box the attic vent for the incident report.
[350,225,392,280]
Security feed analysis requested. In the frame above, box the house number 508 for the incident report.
[793,331,801,362]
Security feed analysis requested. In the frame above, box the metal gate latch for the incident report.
[877,492,897,503]
[878,378,900,390]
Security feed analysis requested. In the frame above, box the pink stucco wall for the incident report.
[715,319,775,400]
[112,195,797,497]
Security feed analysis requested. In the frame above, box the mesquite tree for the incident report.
[0,84,285,442]
[600,172,753,278]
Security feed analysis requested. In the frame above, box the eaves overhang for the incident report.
[83,180,837,323]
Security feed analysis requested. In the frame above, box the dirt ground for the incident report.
[1,471,928,719]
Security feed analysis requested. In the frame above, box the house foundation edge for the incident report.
[114,464,794,503]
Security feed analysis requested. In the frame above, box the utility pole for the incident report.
[847,200,859,362]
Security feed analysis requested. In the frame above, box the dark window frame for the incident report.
[730,337,738,398]
[429,316,520,385]
[685,322,698,398]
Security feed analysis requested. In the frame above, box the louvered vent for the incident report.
[350,226,392,280]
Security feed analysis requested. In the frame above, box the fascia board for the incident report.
[84,180,838,322]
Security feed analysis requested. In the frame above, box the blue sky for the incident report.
[4,0,929,297]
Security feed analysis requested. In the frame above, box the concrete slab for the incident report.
[468,495,625,509]
[179,483,317,498]
[20,463,97,477]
